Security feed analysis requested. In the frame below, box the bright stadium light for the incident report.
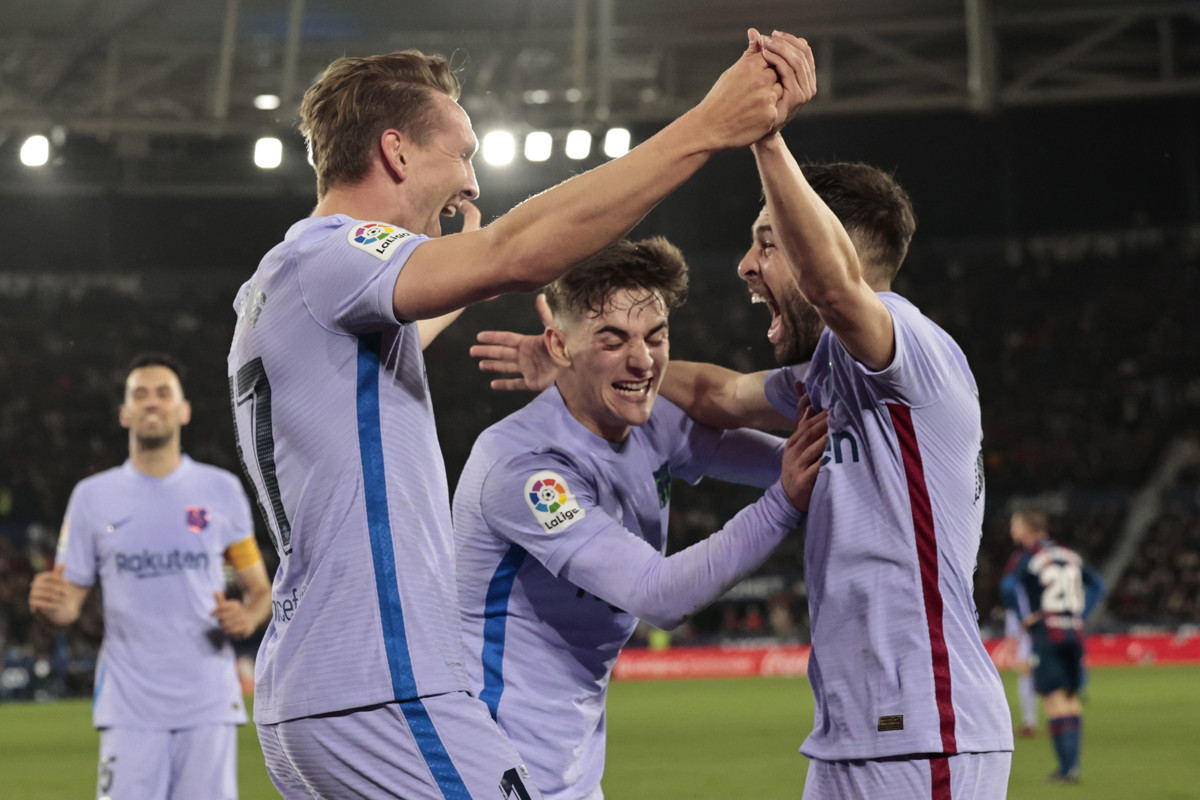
[482,130,516,166]
[20,135,50,167]
[603,128,631,158]
[565,129,592,160]
[254,94,282,110]
[254,137,283,169]
[524,131,552,162]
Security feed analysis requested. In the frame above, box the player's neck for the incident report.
[313,182,405,228]
[128,439,184,479]
[556,381,632,444]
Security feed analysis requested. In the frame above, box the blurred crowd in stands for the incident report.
[1,226,1198,699]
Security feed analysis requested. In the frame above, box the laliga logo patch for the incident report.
[348,221,413,261]
[524,471,586,533]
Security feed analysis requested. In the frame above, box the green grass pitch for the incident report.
[1,665,1197,798]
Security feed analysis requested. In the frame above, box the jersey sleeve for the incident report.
[56,484,97,588]
[477,450,611,577]
[217,471,256,550]
[558,483,805,630]
[762,364,808,423]
[296,220,429,335]
[1082,562,1107,619]
[654,399,784,489]
[853,295,959,407]
[225,536,264,571]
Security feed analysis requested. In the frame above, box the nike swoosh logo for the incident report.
[105,516,134,533]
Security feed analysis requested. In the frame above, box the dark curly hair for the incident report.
[543,236,689,323]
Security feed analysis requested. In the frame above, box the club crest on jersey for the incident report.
[185,506,210,533]
[347,221,413,261]
[524,471,586,532]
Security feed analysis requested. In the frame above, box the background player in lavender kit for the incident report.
[228,33,804,800]
[28,353,271,800]
[474,35,1013,798]
[453,239,828,800]
[999,547,1040,739]
[1001,509,1105,784]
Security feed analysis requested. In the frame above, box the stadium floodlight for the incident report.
[524,131,552,162]
[603,128,631,158]
[565,129,592,160]
[523,89,551,105]
[254,137,283,169]
[20,135,50,167]
[482,130,516,166]
[254,94,282,110]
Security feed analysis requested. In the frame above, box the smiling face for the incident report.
[119,365,191,451]
[737,206,825,366]
[551,287,670,443]
[401,92,480,237]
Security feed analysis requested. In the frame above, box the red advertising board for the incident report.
[612,631,1200,682]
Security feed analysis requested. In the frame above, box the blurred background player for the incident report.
[453,238,827,800]
[229,34,802,800]
[1002,509,1106,784]
[1000,548,1040,738]
[27,353,270,800]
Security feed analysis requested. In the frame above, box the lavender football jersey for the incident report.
[763,292,1012,760]
[228,215,471,724]
[454,387,797,799]
[56,456,252,729]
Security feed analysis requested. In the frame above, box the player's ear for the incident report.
[179,399,193,427]
[118,403,131,430]
[546,326,572,368]
[380,129,410,181]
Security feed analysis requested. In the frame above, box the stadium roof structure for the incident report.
[3,0,1199,141]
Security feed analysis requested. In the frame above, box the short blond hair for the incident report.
[299,50,461,197]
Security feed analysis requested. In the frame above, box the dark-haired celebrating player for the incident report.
[454,238,827,800]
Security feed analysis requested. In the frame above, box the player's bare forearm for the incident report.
[393,44,783,320]
[236,561,273,634]
[661,361,787,431]
[418,308,466,349]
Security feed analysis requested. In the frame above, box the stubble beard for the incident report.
[774,300,825,367]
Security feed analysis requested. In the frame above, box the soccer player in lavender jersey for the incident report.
[453,239,827,800]
[999,549,1040,739]
[28,353,271,800]
[1001,509,1105,784]
[474,35,1013,798]
[227,32,811,800]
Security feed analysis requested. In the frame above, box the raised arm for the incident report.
[754,34,895,371]
[394,33,803,321]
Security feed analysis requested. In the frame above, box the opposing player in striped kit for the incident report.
[1002,509,1105,784]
